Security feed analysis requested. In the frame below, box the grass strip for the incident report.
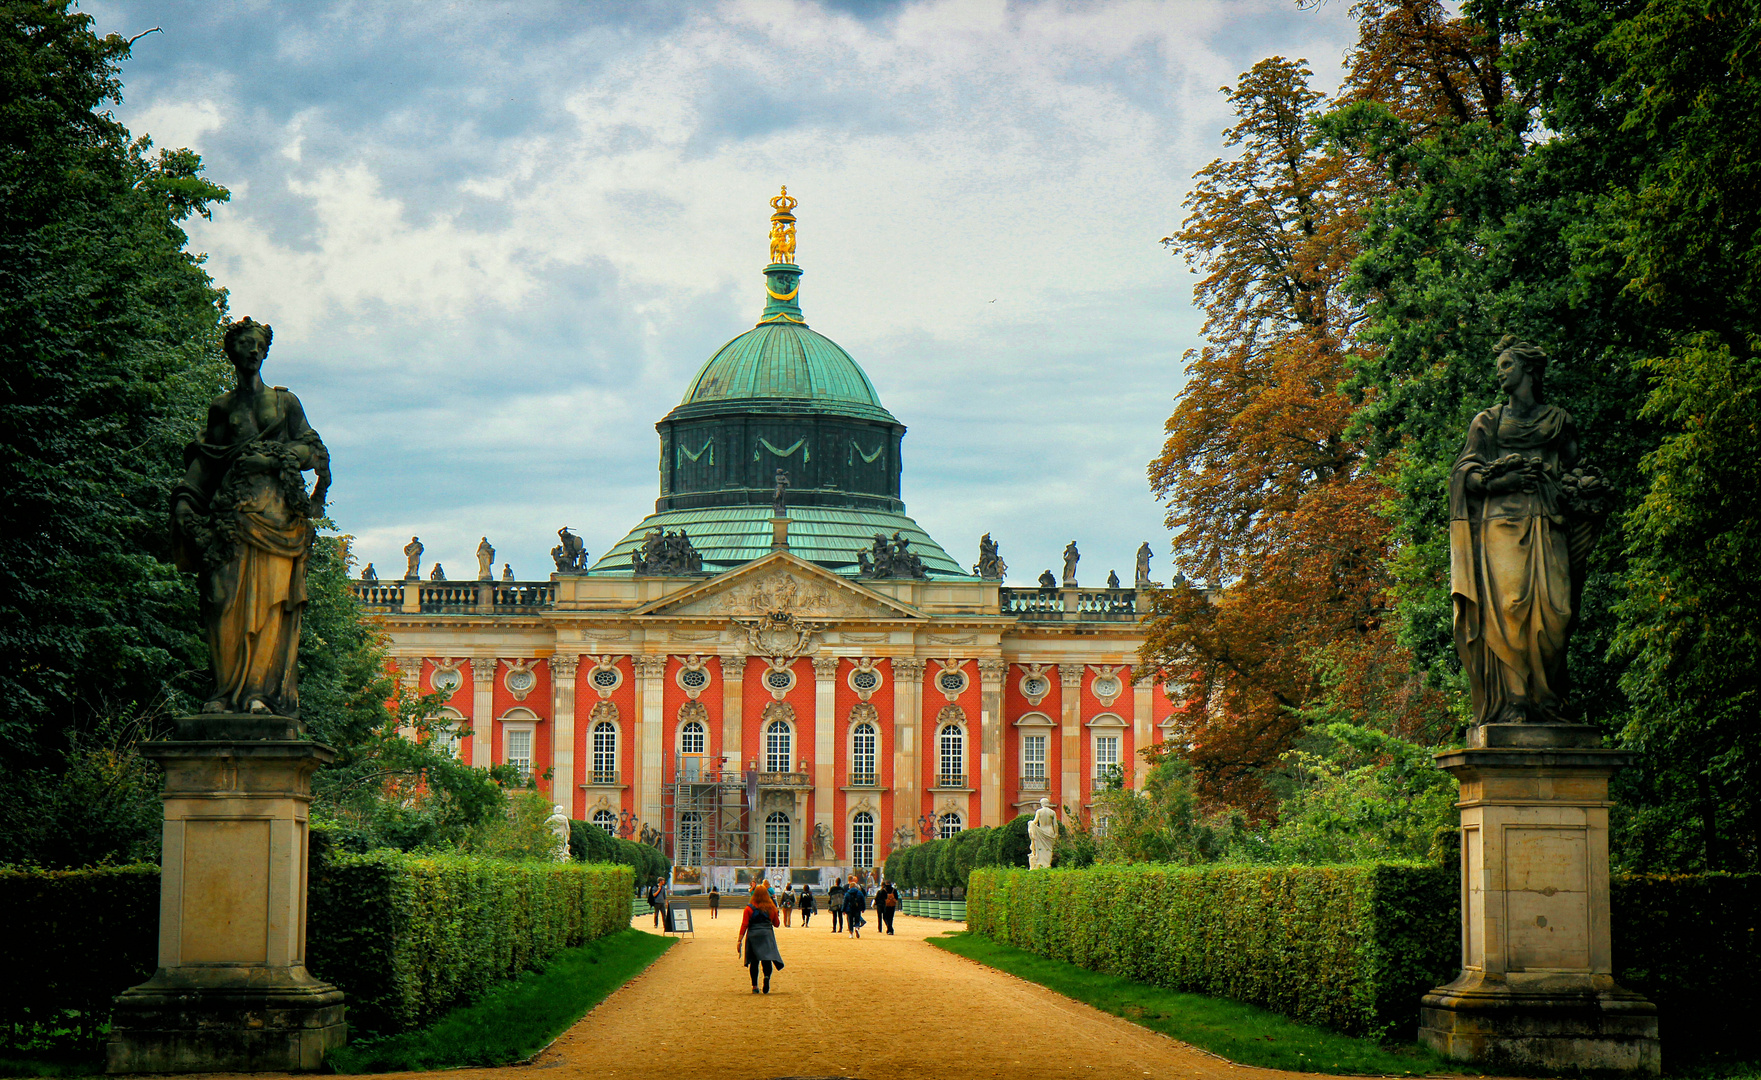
[927,931,1459,1076]
[327,928,674,1074]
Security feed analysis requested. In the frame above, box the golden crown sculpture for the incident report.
[768,186,798,266]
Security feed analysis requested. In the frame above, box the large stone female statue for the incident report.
[1449,337,1608,726]
[171,317,330,718]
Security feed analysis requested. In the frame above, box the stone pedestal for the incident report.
[107,723,346,1073]
[1419,724,1659,1074]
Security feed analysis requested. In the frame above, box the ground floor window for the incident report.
[851,812,874,868]
[678,811,703,865]
[764,811,791,867]
[1094,734,1120,789]
[591,809,617,834]
[937,811,963,839]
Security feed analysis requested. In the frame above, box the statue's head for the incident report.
[1039,797,1052,809]
[223,317,272,371]
[1494,335,1548,400]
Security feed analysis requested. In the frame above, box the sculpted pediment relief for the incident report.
[636,553,922,623]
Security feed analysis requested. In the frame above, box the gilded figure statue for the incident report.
[1450,337,1610,726]
[171,317,330,717]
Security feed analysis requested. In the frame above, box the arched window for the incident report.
[680,720,705,755]
[431,707,467,759]
[591,721,618,784]
[764,811,791,867]
[851,722,877,785]
[501,708,538,777]
[851,811,875,869]
[937,811,963,839]
[765,719,793,773]
[938,723,964,787]
[591,808,617,835]
[678,811,703,866]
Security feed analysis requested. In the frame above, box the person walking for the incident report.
[828,877,845,933]
[799,883,816,928]
[648,877,668,930]
[779,882,796,927]
[877,879,897,935]
[842,876,867,939]
[736,882,785,994]
[708,885,720,919]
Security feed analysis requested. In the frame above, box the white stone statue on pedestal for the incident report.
[1028,797,1057,870]
[547,804,571,862]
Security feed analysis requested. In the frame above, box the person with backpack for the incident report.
[828,877,846,932]
[735,882,785,994]
[779,881,796,926]
[877,879,898,935]
[841,876,867,939]
[798,883,817,928]
[647,878,668,929]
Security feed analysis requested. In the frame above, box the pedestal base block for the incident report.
[106,982,345,1074]
[1421,978,1659,1075]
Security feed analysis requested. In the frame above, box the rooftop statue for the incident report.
[768,186,798,265]
[429,563,446,581]
[360,562,377,583]
[403,536,423,580]
[501,562,514,582]
[1106,570,1121,589]
[1038,569,1057,589]
[974,532,1007,579]
[552,526,587,573]
[171,317,330,718]
[772,468,790,517]
[1450,337,1611,727]
[1135,542,1153,588]
[476,537,495,581]
[857,531,928,580]
[631,527,704,576]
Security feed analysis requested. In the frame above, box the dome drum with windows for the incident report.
[594,189,966,578]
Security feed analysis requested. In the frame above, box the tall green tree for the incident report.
[0,1,230,761]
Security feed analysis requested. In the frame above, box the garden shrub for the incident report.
[967,863,1456,1037]
[0,864,159,1051]
[1611,872,1759,1063]
[565,820,665,892]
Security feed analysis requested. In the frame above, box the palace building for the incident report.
[353,190,1167,873]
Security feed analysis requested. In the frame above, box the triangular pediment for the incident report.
[633,552,925,620]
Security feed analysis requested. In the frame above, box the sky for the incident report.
[83,0,1359,586]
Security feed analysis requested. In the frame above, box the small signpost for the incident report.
[667,902,694,936]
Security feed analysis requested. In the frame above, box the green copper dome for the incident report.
[674,265,898,425]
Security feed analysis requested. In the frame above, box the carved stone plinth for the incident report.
[107,732,345,1073]
[1419,724,1658,1074]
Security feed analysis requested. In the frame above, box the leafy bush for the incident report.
[566,820,666,892]
[0,864,158,1052]
[967,863,1455,1037]
[306,850,631,1036]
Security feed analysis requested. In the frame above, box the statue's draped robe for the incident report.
[1448,403,1578,724]
[173,390,323,716]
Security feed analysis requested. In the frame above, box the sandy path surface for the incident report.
[492,911,1391,1080]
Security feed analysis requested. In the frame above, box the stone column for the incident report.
[812,655,839,863]
[1058,664,1083,812]
[1132,676,1154,789]
[893,659,924,838]
[470,657,497,769]
[978,659,1007,828]
[633,655,668,830]
[721,655,747,772]
[1419,725,1658,1074]
[107,730,345,1073]
[551,655,578,813]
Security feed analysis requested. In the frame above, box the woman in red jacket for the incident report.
[735,882,786,994]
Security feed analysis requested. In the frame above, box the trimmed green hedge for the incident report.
[567,819,667,890]
[0,854,631,1050]
[0,864,159,1050]
[886,816,1030,893]
[967,864,1455,1037]
[307,853,631,1035]
[1611,872,1759,1063]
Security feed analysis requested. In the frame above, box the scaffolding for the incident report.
[661,766,754,867]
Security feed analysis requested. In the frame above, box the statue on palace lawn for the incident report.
[1135,542,1153,588]
[1028,797,1057,870]
[171,317,330,717]
[547,804,571,862]
[1062,541,1079,586]
[552,526,587,573]
[1450,337,1611,726]
[403,536,423,579]
[476,537,495,580]
[974,532,1007,579]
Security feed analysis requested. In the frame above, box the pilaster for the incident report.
[551,655,578,811]
[894,658,924,833]
[1058,664,1083,812]
[1133,675,1153,789]
[634,655,667,829]
[470,658,496,769]
[978,659,1007,828]
[812,654,839,861]
[721,655,746,772]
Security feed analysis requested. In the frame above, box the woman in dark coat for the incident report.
[798,884,817,927]
[841,878,867,939]
[736,882,785,993]
[708,885,720,919]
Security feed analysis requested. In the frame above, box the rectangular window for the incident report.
[592,724,617,783]
[1023,734,1047,781]
[851,725,876,785]
[1094,734,1119,789]
[852,817,874,869]
[506,726,534,777]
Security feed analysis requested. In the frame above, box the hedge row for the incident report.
[885,815,1030,892]
[567,819,668,891]
[307,852,631,1035]
[1609,873,1759,1060]
[966,863,1455,1037]
[0,853,631,1049]
[0,864,160,1050]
